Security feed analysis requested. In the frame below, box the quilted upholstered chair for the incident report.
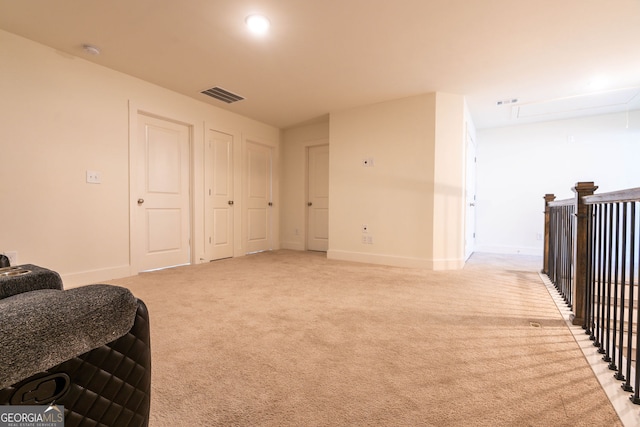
[0,265,151,427]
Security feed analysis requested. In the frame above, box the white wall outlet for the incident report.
[366,235,373,244]
[86,170,102,184]
[536,233,543,241]
[3,251,18,265]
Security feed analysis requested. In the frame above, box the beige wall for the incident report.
[1,29,470,281]
[432,93,466,269]
[327,93,466,269]
[0,30,280,286]
[281,120,330,250]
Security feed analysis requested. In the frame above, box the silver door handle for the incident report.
[137,198,145,205]
[469,203,475,207]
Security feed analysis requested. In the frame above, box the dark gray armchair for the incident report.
[0,265,151,427]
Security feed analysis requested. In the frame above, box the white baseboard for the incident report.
[474,245,542,257]
[61,264,133,288]
[327,250,464,270]
[431,257,466,270]
[280,241,306,251]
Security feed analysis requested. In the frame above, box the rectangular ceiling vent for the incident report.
[200,86,245,104]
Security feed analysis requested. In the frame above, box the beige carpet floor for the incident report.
[110,250,622,426]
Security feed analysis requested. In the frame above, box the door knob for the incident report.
[268,202,273,207]
[469,203,475,207]
[228,200,234,206]
[137,198,145,205]
[307,202,313,207]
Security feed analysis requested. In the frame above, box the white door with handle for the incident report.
[135,113,191,272]
[245,141,273,254]
[307,145,329,251]
[207,129,235,260]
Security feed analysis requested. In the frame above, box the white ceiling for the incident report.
[1,0,639,129]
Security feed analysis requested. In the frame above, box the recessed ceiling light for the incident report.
[82,44,101,55]
[245,14,270,35]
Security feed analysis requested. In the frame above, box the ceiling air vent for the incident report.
[200,86,245,104]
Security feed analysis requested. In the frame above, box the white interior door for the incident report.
[136,114,190,271]
[465,131,477,260]
[307,145,329,251]
[207,130,234,260]
[245,141,272,254]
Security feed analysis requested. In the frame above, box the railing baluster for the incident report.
[615,202,628,381]
[603,203,613,362]
[585,205,598,341]
[609,203,620,371]
[598,203,606,354]
[569,204,574,308]
[631,202,640,403]
[549,207,556,284]
[585,203,594,335]
[560,205,565,299]
[593,204,602,347]
[623,203,636,392]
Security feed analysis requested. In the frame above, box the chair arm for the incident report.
[0,264,64,300]
[0,284,137,389]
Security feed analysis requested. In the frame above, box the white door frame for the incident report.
[464,127,477,261]
[128,101,195,274]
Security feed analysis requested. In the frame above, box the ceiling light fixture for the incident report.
[245,14,270,35]
[82,44,101,55]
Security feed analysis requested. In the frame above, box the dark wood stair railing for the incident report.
[544,182,640,404]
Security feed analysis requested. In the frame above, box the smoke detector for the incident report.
[82,44,101,55]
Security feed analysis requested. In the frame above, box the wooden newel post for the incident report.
[542,194,556,275]
[572,181,598,326]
